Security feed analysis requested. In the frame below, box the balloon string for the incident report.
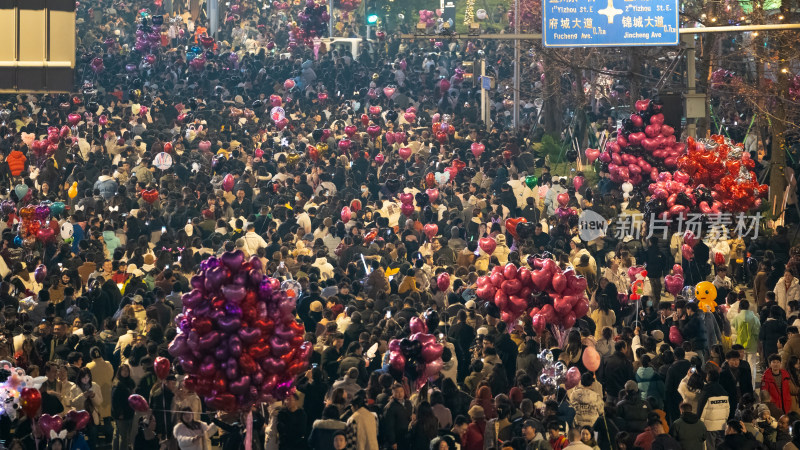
[245,410,253,450]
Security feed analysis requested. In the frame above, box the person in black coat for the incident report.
[616,383,651,434]
[676,302,708,354]
[211,413,245,450]
[150,376,176,442]
[664,348,692,423]
[494,321,518,381]
[382,383,413,450]
[343,312,366,349]
[111,365,136,450]
[448,310,476,381]
[296,367,329,428]
[718,350,754,417]
[717,420,761,450]
[276,392,309,450]
[320,332,344,383]
[760,305,788,361]
[598,340,635,403]
[643,236,667,299]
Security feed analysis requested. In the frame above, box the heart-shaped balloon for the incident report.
[479,237,496,255]
[39,414,64,436]
[14,184,28,200]
[425,188,439,203]
[398,147,411,160]
[505,217,527,239]
[65,409,90,431]
[423,224,438,239]
[142,189,159,204]
[471,142,485,158]
[399,193,414,205]
[585,148,600,163]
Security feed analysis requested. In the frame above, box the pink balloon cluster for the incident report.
[665,266,684,296]
[399,192,415,217]
[385,131,406,145]
[168,251,311,412]
[387,317,444,389]
[418,10,436,27]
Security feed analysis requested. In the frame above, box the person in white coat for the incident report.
[242,224,268,256]
[174,407,218,450]
[774,270,800,312]
[346,392,379,450]
[312,250,335,281]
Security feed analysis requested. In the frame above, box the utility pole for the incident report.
[329,2,334,37]
[481,59,491,127]
[208,0,219,38]
[682,34,698,138]
[513,0,520,128]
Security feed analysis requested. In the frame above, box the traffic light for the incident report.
[365,0,379,25]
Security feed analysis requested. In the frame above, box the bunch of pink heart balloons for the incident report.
[596,99,684,186]
[168,250,311,412]
[387,316,444,389]
[398,192,415,217]
[664,264,684,296]
[554,193,576,221]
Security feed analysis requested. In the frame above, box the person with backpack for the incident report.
[730,300,760,382]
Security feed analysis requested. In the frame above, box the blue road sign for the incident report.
[542,0,679,47]
[481,76,491,90]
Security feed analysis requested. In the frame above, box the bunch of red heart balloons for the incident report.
[677,135,768,212]
[596,99,684,186]
[527,257,590,332]
[168,250,311,412]
[475,263,534,325]
[387,316,444,389]
[475,257,589,331]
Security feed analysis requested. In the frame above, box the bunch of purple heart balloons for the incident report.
[168,250,312,412]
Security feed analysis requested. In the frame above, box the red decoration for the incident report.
[142,189,159,204]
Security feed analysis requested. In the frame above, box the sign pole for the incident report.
[481,60,491,127]
[513,0,520,128]
[208,0,219,39]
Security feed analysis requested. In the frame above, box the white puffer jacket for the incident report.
[569,385,604,428]
[700,394,730,432]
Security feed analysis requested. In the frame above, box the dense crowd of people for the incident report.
[0,0,797,450]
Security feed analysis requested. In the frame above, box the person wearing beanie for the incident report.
[463,406,486,450]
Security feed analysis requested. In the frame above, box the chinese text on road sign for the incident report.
[543,0,679,47]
